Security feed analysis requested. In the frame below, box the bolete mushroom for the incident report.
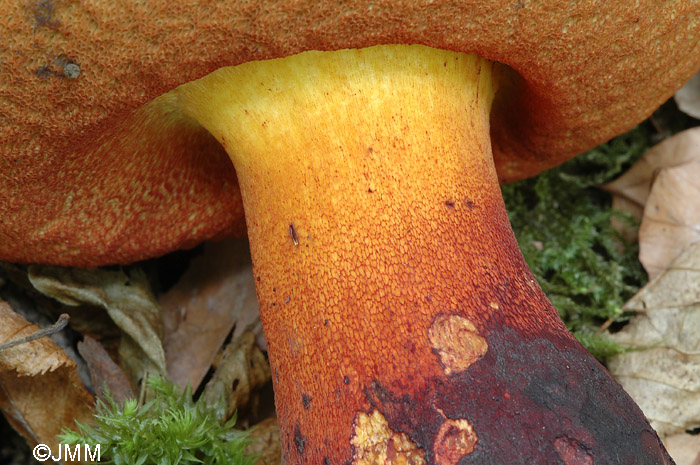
[2,1,699,463]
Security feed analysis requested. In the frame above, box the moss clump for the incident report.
[502,126,652,360]
[60,376,256,465]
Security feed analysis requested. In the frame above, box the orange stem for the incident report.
[176,45,670,464]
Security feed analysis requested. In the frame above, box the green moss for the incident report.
[502,125,652,360]
[60,376,256,465]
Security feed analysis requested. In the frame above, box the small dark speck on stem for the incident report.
[31,0,60,30]
[302,393,312,409]
[294,424,307,456]
[289,224,299,246]
[33,65,53,79]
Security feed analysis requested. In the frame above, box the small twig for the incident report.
[0,313,70,351]
[138,370,149,407]
[596,317,614,334]
[649,115,663,135]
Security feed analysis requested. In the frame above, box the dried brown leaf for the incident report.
[664,433,700,465]
[639,161,700,278]
[200,329,271,422]
[27,266,166,384]
[161,239,260,390]
[246,418,281,465]
[77,337,133,404]
[608,241,700,437]
[0,301,94,453]
[675,72,700,119]
[603,127,700,279]
[604,127,700,209]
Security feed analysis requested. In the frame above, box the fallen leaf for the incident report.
[161,239,261,391]
[200,329,271,422]
[246,417,281,465]
[664,433,700,465]
[0,262,101,382]
[603,127,700,210]
[603,127,700,278]
[608,241,700,437]
[638,161,700,278]
[28,266,166,385]
[675,72,700,120]
[77,337,134,405]
[0,301,94,454]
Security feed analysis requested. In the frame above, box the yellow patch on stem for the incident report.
[428,314,488,375]
[351,410,425,465]
[434,417,478,465]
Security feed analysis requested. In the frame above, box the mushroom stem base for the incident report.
[177,45,671,465]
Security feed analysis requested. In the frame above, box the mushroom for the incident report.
[2,1,699,463]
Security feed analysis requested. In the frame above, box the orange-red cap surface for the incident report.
[1,0,699,266]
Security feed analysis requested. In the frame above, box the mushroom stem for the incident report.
[175,45,670,464]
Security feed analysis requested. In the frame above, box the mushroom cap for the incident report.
[2,0,699,266]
